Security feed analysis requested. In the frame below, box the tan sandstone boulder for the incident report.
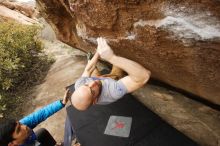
[36,0,220,105]
[0,0,38,24]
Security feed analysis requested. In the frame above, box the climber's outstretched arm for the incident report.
[97,37,151,93]
[81,52,99,77]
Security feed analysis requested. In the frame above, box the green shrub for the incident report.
[0,21,53,118]
[0,21,43,90]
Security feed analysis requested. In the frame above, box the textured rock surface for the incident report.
[36,0,220,105]
[0,1,38,24]
[1,1,36,18]
[134,85,220,146]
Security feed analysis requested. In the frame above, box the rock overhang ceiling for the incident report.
[36,0,220,105]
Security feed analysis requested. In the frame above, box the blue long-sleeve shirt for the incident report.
[19,100,65,146]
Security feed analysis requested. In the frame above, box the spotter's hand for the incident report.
[62,89,72,105]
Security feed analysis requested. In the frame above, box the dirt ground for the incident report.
[20,39,220,146]
[22,40,86,142]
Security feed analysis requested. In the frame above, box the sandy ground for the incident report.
[22,40,86,142]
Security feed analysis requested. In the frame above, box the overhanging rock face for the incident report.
[36,0,220,105]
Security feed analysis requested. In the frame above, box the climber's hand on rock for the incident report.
[97,37,114,61]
